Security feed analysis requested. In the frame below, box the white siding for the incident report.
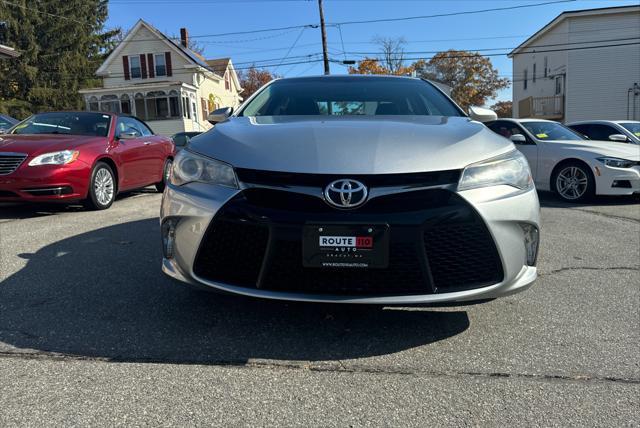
[565,11,640,122]
[102,26,194,89]
[512,8,640,121]
[512,21,569,118]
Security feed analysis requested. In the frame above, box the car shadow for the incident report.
[0,218,469,364]
[0,188,158,220]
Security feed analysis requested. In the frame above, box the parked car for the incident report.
[0,114,18,134]
[171,131,202,152]
[486,118,640,202]
[0,111,174,209]
[161,75,540,305]
[567,120,640,144]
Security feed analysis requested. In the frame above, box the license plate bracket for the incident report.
[302,224,390,268]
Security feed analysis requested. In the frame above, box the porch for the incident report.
[518,95,564,120]
[79,82,210,136]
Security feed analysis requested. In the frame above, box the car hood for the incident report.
[0,134,106,156]
[188,116,514,174]
[545,139,640,161]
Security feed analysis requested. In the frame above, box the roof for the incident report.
[96,19,216,76]
[508,5,640,57]
[0,44,19,58]
[206,58,230,76]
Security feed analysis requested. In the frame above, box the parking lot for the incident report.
[0,191,638,426]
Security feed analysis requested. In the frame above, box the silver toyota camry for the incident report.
[160,75,540,304]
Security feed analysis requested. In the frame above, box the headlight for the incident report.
[597,157,635,168]
[170,150,238,188]
[458,150,533,191]
[28,150,79,166]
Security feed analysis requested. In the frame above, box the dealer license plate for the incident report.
[302,224,389,268]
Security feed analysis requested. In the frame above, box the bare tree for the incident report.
[373,36,407,74]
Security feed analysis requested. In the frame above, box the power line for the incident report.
[273,27,307,73]
[338,36,640,56]
[328,0,577,26]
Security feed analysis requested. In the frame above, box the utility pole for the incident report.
[318,0,330,75]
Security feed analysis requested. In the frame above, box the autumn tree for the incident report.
[0,0,119,118]
[490,100,513,118]
[237,66,279,100]
[414,50,510,111]
[348,36,414,76]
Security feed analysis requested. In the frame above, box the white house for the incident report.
[79,20,243,135]
[509,5,640,123]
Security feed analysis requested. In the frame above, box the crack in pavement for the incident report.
[539,266,640,277]
[0,350,638,385]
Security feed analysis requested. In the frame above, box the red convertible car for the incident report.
[0,111,174,209]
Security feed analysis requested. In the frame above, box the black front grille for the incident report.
[424,219,503,291]
[192,188,504,296]
[0,154,27,176]
[0,190,19,197]
[236,168,461,188]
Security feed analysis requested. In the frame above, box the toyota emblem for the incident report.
[324,179,368,209]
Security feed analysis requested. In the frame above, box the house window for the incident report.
[100,94,120,112]
[182,96,191,119]
[129,56,141,79]
[88,96,99,111]
[523,69,528,90]
[135,93,146,120]
[555,76,563,95]
[137,91,181,120]
[225,71,230,91]
[533,63,536,83]
[169,90,180,117]
[544,57,548,78]
[155,54,167,77]
[120,94,131,114]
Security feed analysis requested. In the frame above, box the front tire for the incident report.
[84,162,116,210]
[552,161,595,203]
[155,159,172,193]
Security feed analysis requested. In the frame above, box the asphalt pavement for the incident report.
[0,190,638,426]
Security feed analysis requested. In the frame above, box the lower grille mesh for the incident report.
[192,189,504,296]
[262,240,429,295]
[423,220,503,291]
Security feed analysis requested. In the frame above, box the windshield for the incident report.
[620,122,640,138]
[239,77,463,117]
[521,121,584,141]
[11,112,111,137]
[0,116,16,129]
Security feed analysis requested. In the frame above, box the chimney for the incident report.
[180,28,189,49]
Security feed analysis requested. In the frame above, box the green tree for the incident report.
[0,0,119,118]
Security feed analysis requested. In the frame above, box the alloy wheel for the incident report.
[94,167,114,206]
[556,166,588,200]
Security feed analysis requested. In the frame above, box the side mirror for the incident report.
[468,106,498,123]
[609,134,629,143]
[510,134,527,144]
[208,107,233,124]
[118,130,138,140]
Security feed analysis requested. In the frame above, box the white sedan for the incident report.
[486,118,640,202]
[567,120,640,144]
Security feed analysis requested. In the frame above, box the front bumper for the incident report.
[595,165,640,196]
[161,182,540,304]
[0,160,91,202]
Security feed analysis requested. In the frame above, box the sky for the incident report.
[106,0,639,105]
